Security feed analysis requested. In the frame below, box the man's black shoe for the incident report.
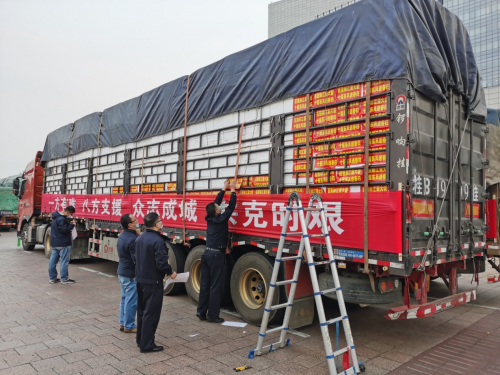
[196,313,207,321]
[207,317,224,323]
[140,345,163,353]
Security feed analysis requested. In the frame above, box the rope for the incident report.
[182,76,191,243]
[297,94,311,194]
[93,115,104,195]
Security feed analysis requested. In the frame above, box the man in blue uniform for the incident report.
[49,206,76,284]
[135,212,177,353]
[197,179,237,323]
[117,214,139,333]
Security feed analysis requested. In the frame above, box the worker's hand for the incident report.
[170,272,177,280]
[225,248,230,255]
[230,179,237,192]
[223,179,230,190]
[71,221,76,226]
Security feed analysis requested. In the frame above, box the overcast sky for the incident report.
[0,0,271,177]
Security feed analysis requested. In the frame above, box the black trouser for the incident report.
[197,250,226,319]
[136,281,163,350]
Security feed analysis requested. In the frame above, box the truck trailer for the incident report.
[16,0,494,325]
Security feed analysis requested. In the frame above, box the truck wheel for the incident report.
[21,224,35,251]
[230,252,281,325]
[43,228,52,258]
[185,245,206,304]
[163,242,187,296]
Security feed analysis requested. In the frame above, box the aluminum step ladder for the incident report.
[248,192,364,375]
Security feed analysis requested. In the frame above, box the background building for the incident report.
[439,0,499,109]
[268,0,500,110]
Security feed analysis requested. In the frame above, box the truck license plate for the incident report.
[0,211,13,215]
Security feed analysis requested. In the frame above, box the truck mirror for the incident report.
[12,178,20,196]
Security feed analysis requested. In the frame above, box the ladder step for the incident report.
[320,316,346,326]
[336,367,356,375]
[284,232,303,236]
[331,345,355,358]
[275,279,296,286]
[265,325,286,334]
[314,287,341,296]
[308,260,334,266]
[309,234,327,238]
[276,256,302,262]
[268,302,290,311]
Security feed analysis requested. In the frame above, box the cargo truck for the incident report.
[0,174,22,231]
[16,0,494,325]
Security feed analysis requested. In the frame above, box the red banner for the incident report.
[42,192,402,253]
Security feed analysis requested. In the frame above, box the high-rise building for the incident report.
[438,0,499,109]
[268,0,357,38]
[268,0,500,110]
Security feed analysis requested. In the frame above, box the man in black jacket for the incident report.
[117,214,139,333]
[197,179,237,323]
[49,206,76,284]
[135,212,177,353]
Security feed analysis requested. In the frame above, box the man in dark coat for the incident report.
[117,214,139,333]
[197,179,236,323]
[135,212,177,353]
[49,206,76,284]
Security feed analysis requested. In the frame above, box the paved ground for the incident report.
[1,229,500,375]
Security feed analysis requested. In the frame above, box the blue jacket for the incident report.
[117,229,138,278]
[50,212,74,248]
[205,190,237,250]
[135,230,173,284]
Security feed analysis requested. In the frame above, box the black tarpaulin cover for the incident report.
[70,112,105,155]
[41,0,487,162]
[488,109,500,127]
[41,123,74,162]
[102,96,140,147]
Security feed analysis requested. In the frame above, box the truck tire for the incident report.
[230,252,282,325]
[21,224,35,251]
[163,242,187,296]
[184,245,232,306]
[43,228,52,258]
[185,245,206,304]
[318,272,402,304]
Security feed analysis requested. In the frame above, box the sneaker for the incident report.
[61,279,75,284]
[49,279,60,284]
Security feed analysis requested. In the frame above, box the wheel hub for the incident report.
[239,268,267,310]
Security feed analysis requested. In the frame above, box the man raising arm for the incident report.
[197,179,237,323]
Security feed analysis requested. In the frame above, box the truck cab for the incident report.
[15,151,44,249]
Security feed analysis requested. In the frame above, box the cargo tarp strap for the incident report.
[182,76,191,244]
[93,115,104,195]
[65,123,75,194]
[227,122,245,253]
[305,93,311,194]
[418,114,470,271]
[234,123,245,188]
[363,82,371,274]
[140,146,145,194]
